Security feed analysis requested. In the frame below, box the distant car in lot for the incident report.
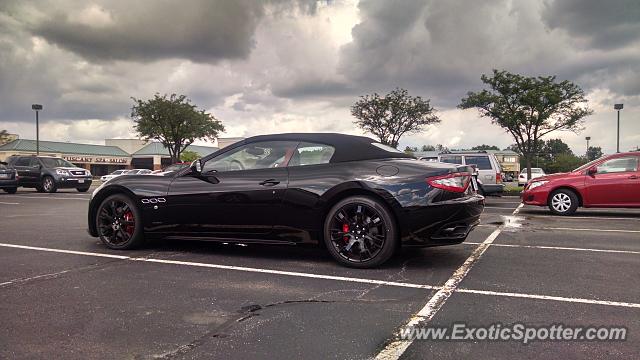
[521,152,640,215]
[7,155,92,193]
[518,167,546,186]
[100,169,127,182]
[151,163,190,176]
[124,169,153,175]
[437,151,504,196]
[87,133,484,268]
[0,161,18,194]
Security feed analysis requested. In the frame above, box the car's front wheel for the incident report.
[41,176,57,193]
[77,187,90,192]
[4,187,17,194]
[548,189,579,216]
[323,196,397,268]
[96,194,144,249]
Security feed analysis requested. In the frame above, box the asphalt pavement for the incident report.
[0,186,638,359]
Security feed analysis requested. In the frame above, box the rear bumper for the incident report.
[0,179,18,188]
[396,194,485,246]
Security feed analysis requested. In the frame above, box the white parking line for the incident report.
[464,242,640,255]
[0,201,20,205]
[1,241,639,311]
[2,196,88,201]
[374,203,523,359]
[456,288,640,308]
[0,243,437,290]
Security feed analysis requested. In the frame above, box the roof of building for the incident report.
[0,139,129,157]
[132,142,218,157]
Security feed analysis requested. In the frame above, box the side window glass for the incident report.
[465,156,492,170]
[596,157,639,174]
[440,156,462,165]
[202,141,298,173]
[15,157,30,166]
[289,142,335,167]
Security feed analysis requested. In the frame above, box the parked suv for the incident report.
[437,151,504,196]
[0,161,18,193]
[7,155,92,193]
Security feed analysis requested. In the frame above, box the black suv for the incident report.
[7,155,92,193]
[0,161,18,193]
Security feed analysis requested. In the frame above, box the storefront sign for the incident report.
[63,156,129,164]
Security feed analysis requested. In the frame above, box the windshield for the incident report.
[40,157,75,168]
[573,156,606,172]
[164,164,189,172]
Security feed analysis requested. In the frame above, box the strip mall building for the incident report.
[0,138,235,176]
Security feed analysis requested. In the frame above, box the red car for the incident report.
[521,152,640,215]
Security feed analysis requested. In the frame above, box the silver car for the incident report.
[437,151,505,196]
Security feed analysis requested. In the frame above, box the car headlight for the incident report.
[528,180,548,190]
[56,169,70,176]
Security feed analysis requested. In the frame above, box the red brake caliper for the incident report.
[123,211,134,236]
[342,223,350,243]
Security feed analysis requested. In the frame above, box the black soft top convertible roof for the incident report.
[241,133,414,163]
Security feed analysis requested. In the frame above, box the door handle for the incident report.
[259,179,280,186]
[629,175,638,179]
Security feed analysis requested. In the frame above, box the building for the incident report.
[488,150,520,176]
[0,138,220,176]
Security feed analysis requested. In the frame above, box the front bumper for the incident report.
[521,187,548,206]
[55,176,93,188]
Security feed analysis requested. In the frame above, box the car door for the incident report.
[12,157,37,185]
[164,141,298,240]
[584,156,640,206]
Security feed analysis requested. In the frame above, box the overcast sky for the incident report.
[1,0,638,154]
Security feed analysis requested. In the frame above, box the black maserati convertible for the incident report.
[87,133,484,267]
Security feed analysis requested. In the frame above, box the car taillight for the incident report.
[426,172,471,193]
[496,172,502,183]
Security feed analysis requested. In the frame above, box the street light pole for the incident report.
[614,104,623,153]
[585,136,591,159]
[31,104,43,155]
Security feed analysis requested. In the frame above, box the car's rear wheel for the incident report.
[548,189,578,216]
[323,196,397,268]
[77,187,90,192]
[96,194,144,249]
[4,187,17,194]
[41,176,57,193]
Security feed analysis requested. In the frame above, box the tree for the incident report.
[180,150,200,163]
[459,70,593,179]
[587,146,603,161]
[403,146,417,154]
[421,144,436,151]
[351,88,440,148]
[471,144,500,151]
[131,94,224,163]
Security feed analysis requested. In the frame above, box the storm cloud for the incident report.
[0,0,639,153]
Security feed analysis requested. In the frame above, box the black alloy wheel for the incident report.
[324,196,397,268]
[77,187,90,192]
[96,194,144,249]
[4,187,17,194]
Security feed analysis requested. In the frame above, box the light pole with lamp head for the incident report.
[614,103,623,153]
[31,104,43,155]
[585,136,591,159]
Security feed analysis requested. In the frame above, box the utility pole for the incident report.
[31,104,43,155]
[614,104,623,153]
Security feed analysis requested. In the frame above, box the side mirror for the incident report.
[191,159,202,174]
[587,167,597,176]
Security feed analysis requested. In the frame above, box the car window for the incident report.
[289,142,335,167]
[113,170,125,175]
[464,155,492,170]
[596,157,639,174]
[14,157,32,166]
[40,157,74,168]
[0,163,6,170]
[371,142,403,153]
[203,141,298,173]
[532,168,544,174]
[439,155,463,165]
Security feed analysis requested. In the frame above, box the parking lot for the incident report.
[1,186,639,359]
